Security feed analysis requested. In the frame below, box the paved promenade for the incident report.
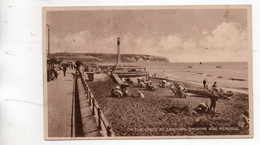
[47,69,102,137]
[47,70,74,137]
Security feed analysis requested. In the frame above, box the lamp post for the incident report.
[47,24,50,57]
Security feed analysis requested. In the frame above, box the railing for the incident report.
[78,73,114,137]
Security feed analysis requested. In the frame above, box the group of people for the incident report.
[49,63,69,80]
[110,76,249,130]
[194,79,219,114]
[137,77,156,91]
[122,77,134,85]
[159,79,172,88]
[111,85,130,98]
[194,101,249,130]
[194,90,218,114]
[49,68,58,80]
[111,84,147,98]
[203,79,217,91]
[157,78,188,98]
[169,82,188,98]
[199,79,249,130]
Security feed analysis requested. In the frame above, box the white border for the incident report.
[0,0,259,145]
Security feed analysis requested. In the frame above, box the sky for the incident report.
[46,8,249,62]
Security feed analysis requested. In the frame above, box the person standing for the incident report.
[209,90,218,113]
[203,79,206,88]
[137,78,140,87]
[62,65,67,77]
[212,82,218,92]
[54,67,58,79]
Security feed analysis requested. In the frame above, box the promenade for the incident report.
[47,70,74,137]
[47,70,102,137]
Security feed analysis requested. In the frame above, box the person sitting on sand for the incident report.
[146,82,156,91]
[121,86,131,97]
[146,76,151,81]
[175,83,186,98]
[125,78,133,85]
[194,102,209,114]
[162,80,167,88]
[159,80,162,88]
[171,83,181,97]
[179,85,187,98]
[166,82,172,88]
[140,81,146,88]
[179,85,186,92]
[169,83,176,96]
[111,86,123,98]
[237,110,249,130]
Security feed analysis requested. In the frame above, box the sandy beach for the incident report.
[88,73,249,136]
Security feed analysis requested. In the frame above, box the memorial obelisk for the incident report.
[116,37,122,68]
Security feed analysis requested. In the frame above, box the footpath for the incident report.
[47,69,102,137]
[47,70,74,137]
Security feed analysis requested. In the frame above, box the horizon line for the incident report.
[49,52,248,63]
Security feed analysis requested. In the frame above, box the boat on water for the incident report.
[216,65,222,68]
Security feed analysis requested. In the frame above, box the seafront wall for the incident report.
[75,72,115,137]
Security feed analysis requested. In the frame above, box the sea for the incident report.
[96,61,249,94]
[132,62,249,94]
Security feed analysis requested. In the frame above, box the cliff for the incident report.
[49,53,169,63]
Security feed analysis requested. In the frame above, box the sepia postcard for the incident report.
[43,5,253,140]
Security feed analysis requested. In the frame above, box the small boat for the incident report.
[216,65,222,68]
[187,88,233,99]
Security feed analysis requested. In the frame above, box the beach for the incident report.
[87,62,249,136]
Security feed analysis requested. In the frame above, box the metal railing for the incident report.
[78,73,114,137]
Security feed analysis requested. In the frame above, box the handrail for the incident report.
[78,73,114,137]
